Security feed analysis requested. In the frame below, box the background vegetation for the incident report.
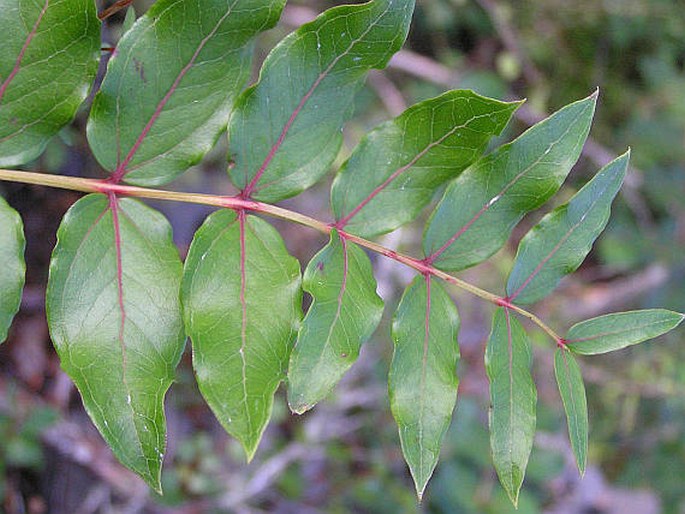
[1,0,684,512]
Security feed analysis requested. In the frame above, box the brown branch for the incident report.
[98,0,134,21]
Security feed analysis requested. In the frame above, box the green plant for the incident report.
[0,0,682,505]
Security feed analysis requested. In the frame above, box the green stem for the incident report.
[0,168,562,342]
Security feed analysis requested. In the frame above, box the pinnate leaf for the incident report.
[554,347,588,475]
[46,194,185,492]
[288,230,383,414]
[506,151,629,304]
[88,0,285,186]
[423,92,597,271]
[0,196,25,343]
[566,309,685,355]
[0,0,100,166]
[331,90,521,238]
[182,210,301,461]
[485,308,537,507]
[229,0,415,202]
[389,276,460,499]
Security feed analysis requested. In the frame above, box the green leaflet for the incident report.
[46,194,185,492]
[0,0,100,166]
[566,309,685,355]
[506,151,630,305]
[331,90,521,238]
[88,0,285,186]
[229,0,415,202]
[485,308,537,507]
[182,210,302,461]
[287,230,383,414]
[423,92,597,272]
[0,196,25,343]
[389,276,460,499]
[554,347,588,475]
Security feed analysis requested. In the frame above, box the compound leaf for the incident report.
[554,347,588,475]
[0,0,100,166]
[485,308,537,507]
[229,0,415,202]
[88,0,285,186]
[506,151,629,305]
[331,90,521,238]
[423,92,597,272]
[0,196,25,343]
[182,210,301,461]
[288,230,383,414]
[389,276,460,499]
[46,194,185,492]
[566,309,685,355]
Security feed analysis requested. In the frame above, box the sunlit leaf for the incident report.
[46,194,185,492]
[182,210,302,460]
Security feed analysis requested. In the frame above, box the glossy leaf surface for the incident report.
[46,194,185,492]
[331,91,521,238]
[554,347,588,475]
[229,0,415,202]
[423,92,597,271]
[566,309,684,355]
[506,151,629,304]
[0,196,25,343]
[0,0,100,166]
[88,0,285,186]
[288,231,383,414]
[485,308,536,506]
[182,211,301,460]
[389,276,460,498]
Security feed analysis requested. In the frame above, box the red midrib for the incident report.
[424,109,589,265]
[0,0,50,103]
[508,176,615,302]
[424,159,528,265]
[325,234,349,347]
[508,229,574,302]
[108,193,128,374]
[241,9,389,199]
[424,200,491,265]
[336,111,498,229]
[110,5,235,183]
[418,274,432,473]
[240,69,328,199]
[108,193,154,477]
[504,307,515,470]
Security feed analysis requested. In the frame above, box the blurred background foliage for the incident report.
[1,0,684,512]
